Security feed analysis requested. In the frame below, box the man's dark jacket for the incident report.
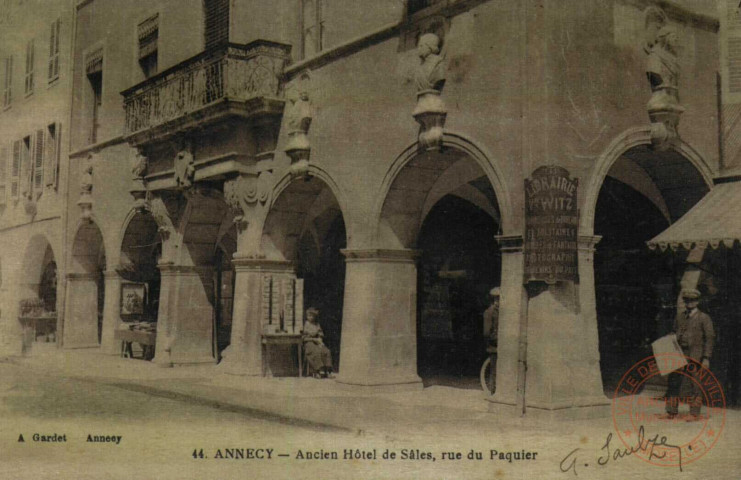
[674,309,715,361]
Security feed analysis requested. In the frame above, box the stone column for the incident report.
[576,235,605,400]
[516,235,609,419]
[488,235,525,408]
[219,257,293,375]
[152,264,216,366]
[336,249,423,390]
[63,273,101,349]
[99,271,123,355]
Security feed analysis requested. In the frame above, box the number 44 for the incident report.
[192,448,205,459]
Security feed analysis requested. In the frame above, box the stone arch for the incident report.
[580,127,714,391]
[371,132,511,387]
[580,126,714,236]
[263,166,349,262]
[261,168,348,372]
[374,132,514,248]
[16,234,59,349]
[65,220,106,348]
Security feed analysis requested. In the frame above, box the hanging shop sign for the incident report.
[524,165,579,283]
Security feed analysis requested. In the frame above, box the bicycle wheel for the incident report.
[480,356,496,394]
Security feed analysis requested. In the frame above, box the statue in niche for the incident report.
[285,72,313,174]
[414,33,446,93]
[131,152,148,179]
[173,143,195,189]
[412,33,447,151]
[643,7,683,149]
[80,158,94,195]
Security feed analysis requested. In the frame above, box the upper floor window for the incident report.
[3,55,12,107]
[48,18,60,82]
[0,144,7,205]
[24,39,34,95]
[204,0,229,50]
[301,0,324,59]
[85,48,103,145]
[138,14,159,78]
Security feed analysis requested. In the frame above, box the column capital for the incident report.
[157,263,214,276]
[66,272,98,281]
[231,256,293,272]
[341,248,420,263]
[495,234,524,253]
[578,235,602,252]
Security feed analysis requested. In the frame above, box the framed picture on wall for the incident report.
[120,282,146,316]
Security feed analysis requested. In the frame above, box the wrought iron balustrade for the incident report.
[123,41,290,135]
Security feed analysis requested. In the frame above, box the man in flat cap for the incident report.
[664,288,715,421]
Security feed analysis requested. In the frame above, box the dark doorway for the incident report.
[297,214,346,371]
[416,195,500,388]
[594,176,677,391]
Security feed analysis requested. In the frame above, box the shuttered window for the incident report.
[204,0,229,50]
[45,123,60,190]
[0,145,7,205]
[48,18,60,82]
[33,128,44,194]
[10,140,20,200]
[20,136,31,199]
[25,39,34,95]
[300,0,324,59]
[2,55,12,107]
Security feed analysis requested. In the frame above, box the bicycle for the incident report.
[480,347,496,394]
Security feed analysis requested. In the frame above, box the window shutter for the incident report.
[45,123,60,189]
[48,20,58,80]
[34,128,44,193]
[11,140,20,199]
[204,0,229,50]
[0,145,7,205]
[20,138,31,199]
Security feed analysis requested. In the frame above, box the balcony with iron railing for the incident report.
[122,40,291,147]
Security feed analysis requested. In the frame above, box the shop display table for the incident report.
[115,328,156,359]
[261,333,303,377]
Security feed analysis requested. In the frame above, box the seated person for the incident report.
[302,307,334,378]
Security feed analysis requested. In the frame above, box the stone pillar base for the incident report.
[334,374,424,393]
[338,249,422,389]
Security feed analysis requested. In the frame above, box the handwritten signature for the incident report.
[559,426,682,476]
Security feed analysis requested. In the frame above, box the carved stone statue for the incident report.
[131,152,148,179]
[130,152,148,209]
[414,33,446,93]
[285,72,313,175]
[412,33,447,151]
[77,154,95,221]
[80,161,93,195]
[173,145,195,189]
[644,7,684,150]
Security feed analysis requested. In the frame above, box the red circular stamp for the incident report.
[611,353,725,469]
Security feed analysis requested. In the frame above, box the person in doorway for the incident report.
[302,307,334,379]
[664,289,715,421]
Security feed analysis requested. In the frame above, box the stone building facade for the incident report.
[0,0,74,355]
[3,0,736,416]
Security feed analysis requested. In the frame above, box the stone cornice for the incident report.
[341,248,421,263]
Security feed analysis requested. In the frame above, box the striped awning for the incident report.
[647,178,741,251]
